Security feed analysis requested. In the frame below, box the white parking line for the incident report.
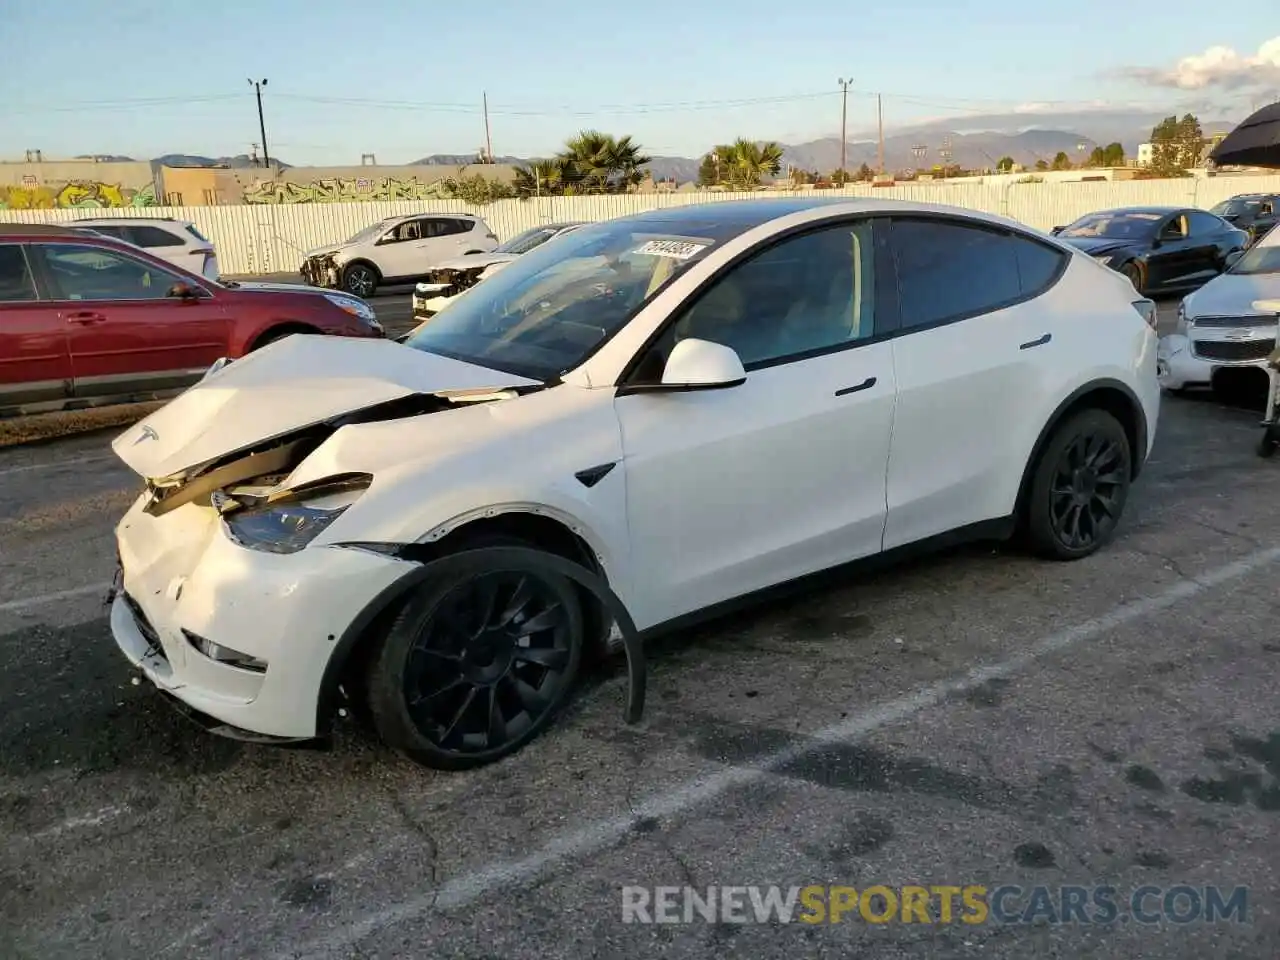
[0,455,116,478]
[287,542,1280,959]
[0,583,111,615]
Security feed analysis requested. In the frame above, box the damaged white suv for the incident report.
[109,198,1159,769]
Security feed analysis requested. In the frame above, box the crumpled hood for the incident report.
[1184,271,1280,317]
[112,335,538,480]
[303,244,343,260]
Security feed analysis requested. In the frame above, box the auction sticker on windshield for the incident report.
[633,239,710,260]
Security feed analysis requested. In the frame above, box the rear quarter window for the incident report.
[129,225,185,248]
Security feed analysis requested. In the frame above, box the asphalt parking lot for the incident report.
[2,302,1279,959]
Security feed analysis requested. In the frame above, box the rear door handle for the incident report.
[1019,333,1051,350]
[66,311,107,325]
[835,376,877,396]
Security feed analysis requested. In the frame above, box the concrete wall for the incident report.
[0,160,157,208]
[4,173,1279,275]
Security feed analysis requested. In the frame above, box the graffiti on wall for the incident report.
[0,181,158,209]
[241,176,457,204]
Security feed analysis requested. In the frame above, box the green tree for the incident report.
[789,167,815,186]
[703,139,784,190]
[447,172,515,204]
[996,155,1015,173]
[1102,142,1125,166]
[514,131,651,196]
[697,153,721,187]
[1150,114,1203,176]
[831,168,850,186]
[856,162,874,181]
[1051,151,1072,171]
[1034,158,1049,171]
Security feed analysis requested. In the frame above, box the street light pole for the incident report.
[837,78,852,175]
[248,78,270,168]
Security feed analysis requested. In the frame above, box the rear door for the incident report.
[0,242,70,411]
[882,216,1069,549]
[1146,212,1200,290]
[415,217,478,268]
[1186,211,1234,280]
[126,223,214,277]
[31,241,230,398]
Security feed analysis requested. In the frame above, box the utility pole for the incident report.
[837,78,852,175]
[248,78,270,168]
[483,91,494,163]
[876,94,885,175]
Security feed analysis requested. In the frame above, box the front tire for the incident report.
[363,542,584,770]
[342,262,378,297]
[1024,409,1133,560]
[1120,261,1144,295]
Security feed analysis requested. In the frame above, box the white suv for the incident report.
[72,217,220,280]
[301,213,499,297]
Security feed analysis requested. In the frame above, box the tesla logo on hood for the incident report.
[132,425,159,445]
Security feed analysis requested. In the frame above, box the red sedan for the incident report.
[0,223,385,417]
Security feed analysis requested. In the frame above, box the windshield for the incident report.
[403,220,715,380]
[1059,212,1162,240]
[345,221,388,245]
[1211,199,1266,218]
[495,227,557,256]
[1229,234,1280,275]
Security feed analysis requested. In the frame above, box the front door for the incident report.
[33,241,229,398]
[373,218,429,281]
[881,216,1070,550]
[1147,213,1200,290]
[0,243,70,410]
[614,218,897,629]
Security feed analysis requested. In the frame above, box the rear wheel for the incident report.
[1024,409,1132,560]
[363,536,584,769]
[342,262,378,297]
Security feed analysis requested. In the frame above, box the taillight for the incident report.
[1132,298,1158,330]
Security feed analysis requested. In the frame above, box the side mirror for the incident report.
[1050,225,1064,236]
[618,338,747,396]
[199,357,231,382]
[167,282,198,300]
[375,232,397,245]
[1225,250,1245,269]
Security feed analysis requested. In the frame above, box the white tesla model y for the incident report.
[108,198,1161,769]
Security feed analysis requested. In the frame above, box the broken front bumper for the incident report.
[110,496,415,739]
[300,255,341,289]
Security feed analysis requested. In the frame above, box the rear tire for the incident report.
[363,534,584,770]
[1024,409,1132,561]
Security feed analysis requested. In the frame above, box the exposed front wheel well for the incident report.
[325,513,611,733]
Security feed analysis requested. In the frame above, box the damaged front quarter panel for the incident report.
[301,253,341,288]
[141,386,539,517]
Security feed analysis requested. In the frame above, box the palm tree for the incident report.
[556,131,651,194]
[713,139,784,190]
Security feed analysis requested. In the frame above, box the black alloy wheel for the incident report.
[365,556,584,769]
[1025,409,1132,560]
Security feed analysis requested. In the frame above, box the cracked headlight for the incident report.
[223,475,372,554]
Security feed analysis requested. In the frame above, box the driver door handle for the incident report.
[66,311,107,325]
[835,377,876,396]
[1020,333,1051,350]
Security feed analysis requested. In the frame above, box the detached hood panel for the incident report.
[112,336,538,480]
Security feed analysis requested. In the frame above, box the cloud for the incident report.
[1121,36,1280,91]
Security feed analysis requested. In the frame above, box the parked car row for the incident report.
[0,223,383,417]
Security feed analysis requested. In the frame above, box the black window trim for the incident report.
[883,213,1070,337]
[26,241,211,305]
[616,214,901,387]
[0,241,44,303]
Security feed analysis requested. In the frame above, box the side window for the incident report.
[39,244,183,302]
[652,220,879,371]
[84,224,127,240]
[390,220,422,242]
[890,219,1021,330]
[129,225,185,248]
[0,245,38,302]
[1013,235,1067,296]
[425,218,470,238]
[1187,211,1224,236]
[1159,215,1188,240]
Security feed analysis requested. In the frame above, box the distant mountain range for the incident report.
[88,112,1242,185]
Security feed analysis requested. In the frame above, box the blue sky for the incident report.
[2,0,1277,164]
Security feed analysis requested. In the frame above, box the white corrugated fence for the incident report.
[5,175,1279,276]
